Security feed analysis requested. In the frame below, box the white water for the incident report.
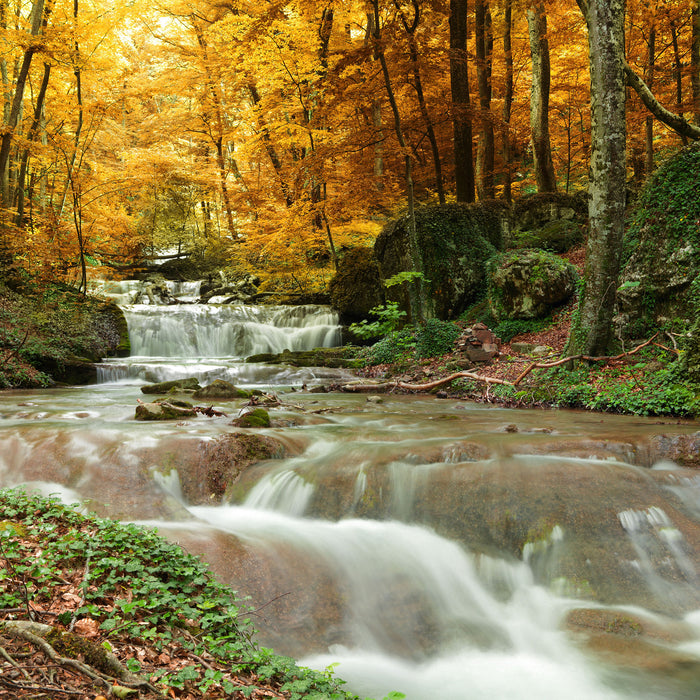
[123,304,341,358]
[93,278,344,385]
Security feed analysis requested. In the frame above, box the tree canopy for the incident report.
[0,0,697,316]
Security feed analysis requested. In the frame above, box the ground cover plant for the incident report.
[0,489,385,700]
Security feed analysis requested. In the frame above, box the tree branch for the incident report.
[624,60,700,140]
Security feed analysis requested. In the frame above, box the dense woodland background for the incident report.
[0,1,698,311]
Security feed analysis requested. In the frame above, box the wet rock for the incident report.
[648,433,700,469]
[192,380,251,400]
[245,347,362,369]
[135,399,196,421]
[141,378,201,395]
[179,432,285,503]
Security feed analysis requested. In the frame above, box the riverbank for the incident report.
[0,489,367,700]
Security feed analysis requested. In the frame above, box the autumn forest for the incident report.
[0,0,698,304]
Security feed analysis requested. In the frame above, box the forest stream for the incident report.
[2,282,700,700]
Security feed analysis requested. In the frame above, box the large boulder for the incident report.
[511,218,585,253]
[510,191,587,236]
[374,202,508,321]
[616,143,700,338]
[328,247,384,324]
[487,249,578,320]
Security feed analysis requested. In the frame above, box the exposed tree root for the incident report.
[1,620,166,698]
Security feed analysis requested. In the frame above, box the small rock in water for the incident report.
[366,395,384,404]
[505,424,518,433]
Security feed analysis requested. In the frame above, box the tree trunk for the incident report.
[527,2,557,192]
[370,0,423,322]
[395,0,445,204]
[693,2,700,125]
[15,62,51,226]
[502,0,513,202]
[365,12,385,189]
[449,0,474,202]
[570,0,627,356]
[669,16,688,146]
[624,60,700,140]
[475,0,495,200]
[644,19,655,175]
[0,0,46,209]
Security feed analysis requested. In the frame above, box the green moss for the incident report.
[232,408,271,428]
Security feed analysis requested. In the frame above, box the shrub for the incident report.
[415,319,461,358]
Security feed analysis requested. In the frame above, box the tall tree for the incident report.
[692,0,700,124]
[527,1,557,192]
[0,0,48,209]
[502,0,514,201]
[475,0,495,199]
[449,0,475,202]
[369,0,423,321]
[570,0,626,356]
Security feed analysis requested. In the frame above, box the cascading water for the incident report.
[2,284,700,699]
[94,279,344,386]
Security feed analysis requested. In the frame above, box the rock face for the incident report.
[487,249,578,320]
[328,247,385,325]
[374,202,507,321]
[616,143,700,338]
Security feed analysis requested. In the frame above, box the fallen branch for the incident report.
[511,334,660,386]
[341,371,515,394]
[340,334,663,395]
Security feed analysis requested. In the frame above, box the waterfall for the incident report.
[123,304,341,358]
[93,278,343,385]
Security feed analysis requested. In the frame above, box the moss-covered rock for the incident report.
[96,301,130,357]
[374,202,508,321]
[141,378,201,395]
[510,191,588,236]
[230,408,271,428]
[192,379,251,400]
[511,219,585,253]
[682,318,700,385]
[134,398,196,421]
[487,249,578,320]
[617,143,700,338]
[245,346,362,368]
[328,247,385,324]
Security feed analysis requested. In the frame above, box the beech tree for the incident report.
[570,0,627,356]
[527,1,557,192]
